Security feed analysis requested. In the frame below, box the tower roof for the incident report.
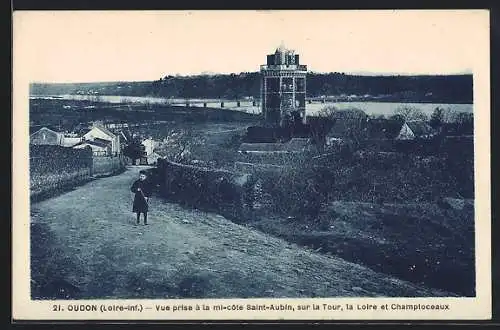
[278,40,286,52]
[275,41,294,54]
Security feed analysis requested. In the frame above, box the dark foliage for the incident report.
[30,73,473,103]
[155,159,254,217]
[123,139,145,162]
[30,145,93,198]
[29,99,260,132]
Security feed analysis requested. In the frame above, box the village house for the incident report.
[324,109,369,146]
[326,116,437,144]
[146,151,163,165]
[30,127,64,145]
[366,118,404,140]
[395,121,436,140]
[82,122,121,155]
[142,137,158,156]
[72,139,112,156]
[30,126,83,147]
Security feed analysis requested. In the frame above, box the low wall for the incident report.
[154,158,330,220]
[92,155,126,177]
[235,151,310,166]
[233,162,292,176]
[30,145,93,199]
[30,145,126,200]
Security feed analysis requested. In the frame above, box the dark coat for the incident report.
[130,179,152,213]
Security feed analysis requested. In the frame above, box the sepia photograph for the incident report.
[12,10,490,320]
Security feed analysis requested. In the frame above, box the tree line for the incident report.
[30,72,473,103]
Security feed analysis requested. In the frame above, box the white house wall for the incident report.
[83,127,120,154]
[396,123,415,140]
[83,127,112,141]
[73,143,107,152]
[142,139,156,156]
[61,137,82,147]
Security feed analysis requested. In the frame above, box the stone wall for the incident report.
[92,155,126,177]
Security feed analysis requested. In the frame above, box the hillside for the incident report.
[30,72,473,104]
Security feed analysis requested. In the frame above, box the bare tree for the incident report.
[317,105,338,121]
[155,128,205,163]
[441,108,473,124]
[394,106,429,121]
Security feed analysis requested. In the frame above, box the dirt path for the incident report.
[30,166,450,299]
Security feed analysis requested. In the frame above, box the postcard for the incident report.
[12,9,491,321]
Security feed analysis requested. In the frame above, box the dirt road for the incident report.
[30,166,450,299]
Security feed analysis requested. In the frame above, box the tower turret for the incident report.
[260,44,307,127]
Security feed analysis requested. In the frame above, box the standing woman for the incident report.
[130,170,152,225]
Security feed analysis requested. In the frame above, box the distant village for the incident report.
[30,121,160,165]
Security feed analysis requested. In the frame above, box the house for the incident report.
[30,126,86,147]
[142,138,157,156]
[30,127,64,145]
[366,118,404,140]
[147,151,163,165]
[72,139,112,156]
[396,121,436,140]
[365,119,436,141]
[325,109,369,145]
[83,123,121,155]
[60,136,82,147]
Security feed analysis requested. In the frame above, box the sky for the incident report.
[13,10,489,83]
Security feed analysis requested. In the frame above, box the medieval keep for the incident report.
[260,43,307,127]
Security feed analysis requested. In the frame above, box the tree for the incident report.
[454,112,474,135]
[441,108,474,135]
[155,128,205,164]
[317,105,338,122]
[123,138,145,164]
[394,106,429,121]
[429,107,444,129]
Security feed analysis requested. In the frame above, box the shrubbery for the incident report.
[30,145,93,197]
[155,159,254,216]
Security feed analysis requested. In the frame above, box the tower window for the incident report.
[266,78,279,92]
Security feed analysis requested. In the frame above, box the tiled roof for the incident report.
[30,126,62,137]
[88,123,116,138]
[366,119,404,139]
[94,137,112,144]
[406,121,435,136]
[73,140,110,148]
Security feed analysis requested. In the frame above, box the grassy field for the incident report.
[29,98,260,133]
[241,200,474,296]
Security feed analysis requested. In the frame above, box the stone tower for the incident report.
[260,43,307,127]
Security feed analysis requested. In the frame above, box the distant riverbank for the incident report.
[30,94,473,118]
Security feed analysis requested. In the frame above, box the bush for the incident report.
[30,145,93,197]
